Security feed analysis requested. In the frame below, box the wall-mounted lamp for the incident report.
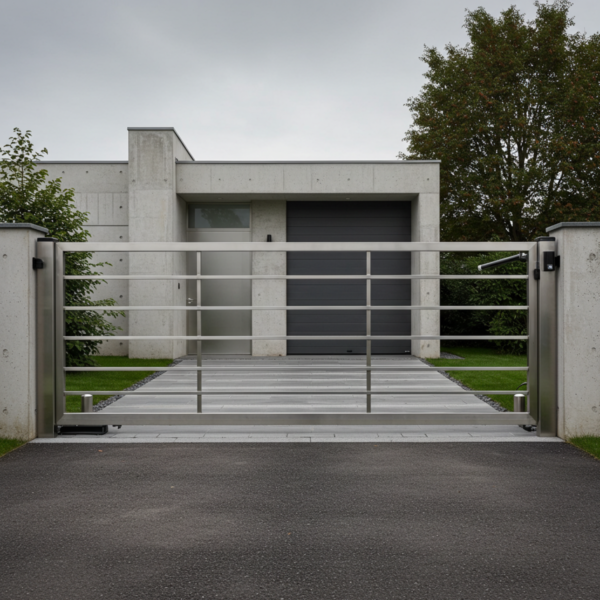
[267,235,272,242]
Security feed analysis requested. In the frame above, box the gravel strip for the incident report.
[93,357,184,412]
[419,357,508,413]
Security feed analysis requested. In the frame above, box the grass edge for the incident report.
[567,436,600,461]
[0,438,27,459]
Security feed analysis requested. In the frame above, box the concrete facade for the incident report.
[0,224,48,440]
[547,223,600,438]
[251,200,287,356]
[39,127,441,359]
[410,194,440,359]
[127,129,191,359]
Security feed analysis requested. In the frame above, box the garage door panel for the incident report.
[371,282,411,304]
[288,312,370,325]
[287,201,411,355]
[288,205,411,219]
[288,228,412,241]
[287,254,365,275]
[289,342,368,354]
[288,282,366,304]
[288,254,411,276]
[372,312,411,326]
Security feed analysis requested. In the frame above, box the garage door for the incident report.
[287,201,411,355]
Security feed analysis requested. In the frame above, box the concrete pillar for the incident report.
[411,194,440,358]
[127,128,192,359]
[547,222,600,439]
[0,224,49,440]
[251,200,286,356]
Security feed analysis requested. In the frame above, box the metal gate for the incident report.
[35,239,557,437]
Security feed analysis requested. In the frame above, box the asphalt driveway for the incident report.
[1,442,599,599]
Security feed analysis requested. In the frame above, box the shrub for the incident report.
[440,251,527,354]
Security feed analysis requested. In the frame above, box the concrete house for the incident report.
[40,127,440,359]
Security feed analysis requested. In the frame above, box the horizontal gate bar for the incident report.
[64,389,528,395]
[64,274,529,281]
[64,335,529,341]
[64,366,529,372]
[57,241,536,252]
[64,305,528,311]
[58,412,537,426]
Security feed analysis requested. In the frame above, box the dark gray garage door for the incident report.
[287,201,411,355]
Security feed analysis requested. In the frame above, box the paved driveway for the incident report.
[48,355,536,442]
[101,355,505,415]
[1,442,599,599]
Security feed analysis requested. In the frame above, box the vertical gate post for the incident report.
[196,251,202,413]
[527,243,539,427]
[36,238,57,437]
[366,251,371,413]
[54,244,66,425]
[536,237,558,437]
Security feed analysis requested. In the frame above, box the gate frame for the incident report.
[35,240,557,437]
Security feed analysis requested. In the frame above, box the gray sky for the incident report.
[1,0,598,161]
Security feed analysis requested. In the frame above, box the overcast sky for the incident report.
[1,0,598,161]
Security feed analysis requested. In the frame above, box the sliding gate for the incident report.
[35,240,557,437]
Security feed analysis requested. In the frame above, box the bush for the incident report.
[440,251,527,354]
[0,128,122,366]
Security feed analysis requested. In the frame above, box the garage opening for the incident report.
[286,201,411,355]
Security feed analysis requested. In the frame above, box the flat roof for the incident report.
[36,161,128,164]
[36,160,439,165]
[176,160,440,164]
[546,222,600,232]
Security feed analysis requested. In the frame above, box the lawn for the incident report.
[569,437,600,461]
[65,356,173,412]
[0,438,25,458]
[427,346,528,411]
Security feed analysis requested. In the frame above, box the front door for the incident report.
[186,203,252,355]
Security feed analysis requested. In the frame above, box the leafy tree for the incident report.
[440,252,527,354]
[401,0,600,241]
[0,128,121,366]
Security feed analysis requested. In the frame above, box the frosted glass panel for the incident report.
[189,204,250,228]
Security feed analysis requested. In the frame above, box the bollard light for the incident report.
[513,393,526,413]
[81,394,93,413]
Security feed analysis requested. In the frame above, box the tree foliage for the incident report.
[0,128,121,366]
[401,0,600,241]
[440,252,527,354]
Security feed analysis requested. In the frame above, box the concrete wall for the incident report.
[128,129,191,359]
[251,200,286,356]
[0,224,48,440]
[176,161,439,198]
[548,223,600,439]
[40,163,130,355]
[411,194,440,358]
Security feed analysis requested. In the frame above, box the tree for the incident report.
[440,252,527,354]
[400,0,600,241]
[0,128,122,366]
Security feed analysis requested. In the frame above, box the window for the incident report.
[188,203,250,229]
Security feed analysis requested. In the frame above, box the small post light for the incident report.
[513,393,526,412]
[81,394,93,413]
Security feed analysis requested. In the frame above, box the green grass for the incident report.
[569,437,600,460]
[65,356,173,412]
[0,438,26,458]
[427,346,528,411]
